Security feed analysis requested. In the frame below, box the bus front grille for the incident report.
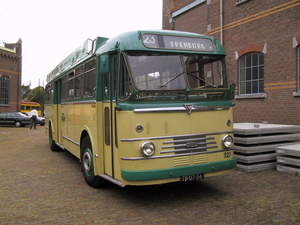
[160,135,218,155]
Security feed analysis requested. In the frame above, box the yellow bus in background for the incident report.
[45,30,236,188]
[21,101,42,117]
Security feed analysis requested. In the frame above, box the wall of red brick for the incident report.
[163,0,300,125]
[0,40,22,112]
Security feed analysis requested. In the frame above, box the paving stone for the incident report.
[235,152,280,164]
[234,123,300,135]
[234,133,300,145]
[277,155,300,167]
[276,143,300,157]
[234,142,297,154]
[277,164,300,177]
[236,161,277,172]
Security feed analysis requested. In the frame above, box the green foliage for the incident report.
[22,86,45,114]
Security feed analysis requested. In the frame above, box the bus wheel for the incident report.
[49,125,61,151]
[81,136,107,188]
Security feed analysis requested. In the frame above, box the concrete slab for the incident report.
[276,143,300,157]
[234,123,300,135]
[234,134,300,145]
[234,142,297,154]
[236,161,277,172]
[235,152,280,164]
[277,155,300,167]
[277,164,300,176]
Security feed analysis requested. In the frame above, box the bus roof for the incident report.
[47,30,225,83]
[96,30,225,54]
[21,100,40,105]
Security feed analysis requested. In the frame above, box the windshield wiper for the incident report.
[187,72,218,88]
[157,71,184,88]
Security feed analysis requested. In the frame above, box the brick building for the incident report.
[0,39,22,112]
[163,0,300,125]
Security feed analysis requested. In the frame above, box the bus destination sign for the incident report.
[142,34,215,51]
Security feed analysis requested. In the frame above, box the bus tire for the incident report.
[81,136,107,188]
[49,125,61,151]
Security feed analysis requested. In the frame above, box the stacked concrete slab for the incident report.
[276,143,300,176]
[233,123,300,172]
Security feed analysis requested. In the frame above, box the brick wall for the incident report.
[0,39,22,112]
[163,0,300,125]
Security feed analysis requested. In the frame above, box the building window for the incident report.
[239,52,264,95]
[0,76,10,105]
[298,45,300,92]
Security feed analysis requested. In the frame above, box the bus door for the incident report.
[60,75,70,150]
[52,79,62,146]
[102,54,118,177]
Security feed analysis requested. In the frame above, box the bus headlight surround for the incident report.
[222,135,234,148]
[140,141,155,157]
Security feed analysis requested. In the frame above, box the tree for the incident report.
[27,86,45,112]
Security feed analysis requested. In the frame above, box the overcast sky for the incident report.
[1,0,162,88]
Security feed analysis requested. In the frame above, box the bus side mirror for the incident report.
[229,83,236,100]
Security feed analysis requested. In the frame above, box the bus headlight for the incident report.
[140,141,155,157]
[222,135,234,149]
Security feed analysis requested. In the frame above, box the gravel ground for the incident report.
[0,126,299,225]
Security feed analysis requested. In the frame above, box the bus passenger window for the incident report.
[84,70,96,97]
[75,75,83,98]
[62,75,68,100]
[84,59,96,98]
[75,66,84,99]
[68,72,75,99]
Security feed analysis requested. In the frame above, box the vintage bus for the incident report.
[45,30,236,188]
[21,101,42,117]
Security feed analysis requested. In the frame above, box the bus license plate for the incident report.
[180,174,204,182]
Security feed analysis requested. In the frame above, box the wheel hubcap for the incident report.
[83,150,92,173]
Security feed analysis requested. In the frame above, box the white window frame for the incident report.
[238,52,264,95]
[0,76,10,105]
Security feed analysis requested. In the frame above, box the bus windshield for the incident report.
[184,55,227,89]
[127,53,186,90]
[128,53,227,91]
[126,52,228,101]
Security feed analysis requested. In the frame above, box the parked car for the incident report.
[0,112,31,127]
[36,116,45,126]
[21,112,45,126]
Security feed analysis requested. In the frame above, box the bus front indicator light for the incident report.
[141,141,155,157]
[222,135,234,149]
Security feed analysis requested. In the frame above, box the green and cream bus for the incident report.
[45,30,236,188]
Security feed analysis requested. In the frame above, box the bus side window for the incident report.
[68,72,75,99]
[118,55,132,100]
[62,75,68,101]
[75,66,84,99]
[84,70,96,97]
[104,73,109,98]
[84,59,96,98]
[45,83,53,103]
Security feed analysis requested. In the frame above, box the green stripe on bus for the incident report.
[121,158,237,181]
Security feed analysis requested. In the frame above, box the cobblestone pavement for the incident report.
[0,126,300,225]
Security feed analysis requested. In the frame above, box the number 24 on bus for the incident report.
[45,30,236,188]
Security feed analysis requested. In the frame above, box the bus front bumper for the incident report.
[121,158,237,181]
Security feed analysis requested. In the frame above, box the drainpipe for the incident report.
[220,0,223,45]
